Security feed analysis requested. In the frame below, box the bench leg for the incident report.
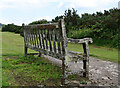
[38,52,41,57]
[83,42,89,78]
[83,60,89,77]
[25,46,28,56]
[61,57,65,85]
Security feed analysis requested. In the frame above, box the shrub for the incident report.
[2,23,23,37]
[67,28,92,39]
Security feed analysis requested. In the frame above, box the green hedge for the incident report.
[2,24,24,37]
[67,27,119,48]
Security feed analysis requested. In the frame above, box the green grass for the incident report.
[2,32,36,56]
[2,32,62,86]
[2,55,62,86]
[68,43,118,63]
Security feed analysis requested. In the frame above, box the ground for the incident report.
[44,55,119,86]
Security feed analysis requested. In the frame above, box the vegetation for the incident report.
[29,19,48,25]
[2,32,62,86]
[1,24,23,37]
[52,8,120,48]
[68,43,118,63]
[3,55,62,86]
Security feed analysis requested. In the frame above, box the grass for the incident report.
[2,32,63,86]
[2,32,119,86]
[68,43,118,63]
[2,55,62,86]
[2,32,36,56]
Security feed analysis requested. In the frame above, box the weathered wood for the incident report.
[36,29,39,48]
[59,19,67,85]
[52,29,57,54]
[33,29,37,47]
[28,29,31,45]
[56,29,61,54]
[41,29,45,50]
[27,28,30,45]
[25,29,29,46]
[31,29,34,46]
[38,29,42,48]
[67,38,93,44]
[44,29,48,50]
[22,23,28,56]
[22,23,26,46]
[48,29,52,52]
[29,29,32,45]
[83,42,89,77]
[23,19,92,86]
[25,23,58,30]
[24,46,28,56]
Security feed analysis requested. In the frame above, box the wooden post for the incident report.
[38,52,41,57]
[25,46,28,56]
[83,42,89,78]
[22,23,28,56]
[59,19,67,85]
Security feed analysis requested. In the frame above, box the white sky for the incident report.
[0,0,119,25]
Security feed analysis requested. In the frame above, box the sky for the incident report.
[0,0,119,25]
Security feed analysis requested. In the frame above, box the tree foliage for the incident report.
[63,8,120,48]
[2,24,23,36]
[29,19,48,25]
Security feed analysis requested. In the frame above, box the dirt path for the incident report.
[43,55,119,86]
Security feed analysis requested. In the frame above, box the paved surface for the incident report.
[43,55,119,86]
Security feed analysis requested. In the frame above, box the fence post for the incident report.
[83,41,89,78]
[22,23,28,56]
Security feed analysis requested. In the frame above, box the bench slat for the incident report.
[44,29,48,50]
[38,29,42,49]
[48,29,52,53]
[31,29,34,47]
[56,29,61,54]
[41,29,45,50]
[52,29,57,54]
[25,23,58,30]
[36,29,39,48]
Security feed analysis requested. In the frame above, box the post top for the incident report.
[22,23,25,26]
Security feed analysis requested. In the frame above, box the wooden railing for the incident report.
[22,19,93,85]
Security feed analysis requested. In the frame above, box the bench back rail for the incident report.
[22,20,67,60]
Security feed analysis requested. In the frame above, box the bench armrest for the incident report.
[67,38,93,44]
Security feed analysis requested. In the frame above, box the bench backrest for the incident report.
[22,19,67,59]
[22,19,93,85]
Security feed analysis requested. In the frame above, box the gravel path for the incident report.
[43,55,119,86]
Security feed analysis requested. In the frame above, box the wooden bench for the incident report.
[22,19,93,85]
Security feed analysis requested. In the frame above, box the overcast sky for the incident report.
[0,0,119,25]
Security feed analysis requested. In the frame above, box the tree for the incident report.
[52,16,63,22]
[29,19,48,25]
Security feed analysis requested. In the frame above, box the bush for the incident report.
[67,27,119,48]
[2,24,23,37]
[67,28,92,39]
